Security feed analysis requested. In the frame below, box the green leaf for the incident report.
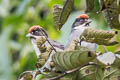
[112,54,120,67]
[85,0,95,13]
[53,47,96,71]
[35,74,44,80]
[100,0,120,29]
[81,28,118,46]
[77,65,104,80]
[53,0,74,30]
[103,67,120,80]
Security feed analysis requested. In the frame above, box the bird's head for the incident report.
[26,25,48,39]
[26,25,49,57]
[72,14,92,28]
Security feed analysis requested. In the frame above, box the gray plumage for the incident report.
[26,27,65,72]
[66,22,97,51]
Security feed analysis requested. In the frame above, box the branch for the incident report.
[39,29,57,52]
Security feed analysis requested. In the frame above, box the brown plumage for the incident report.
[77,14,89,19]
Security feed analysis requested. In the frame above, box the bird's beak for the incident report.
[26,33,37,39]
[84,19,92,26]
[26,33,32,37]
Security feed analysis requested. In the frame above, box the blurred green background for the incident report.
[0,0,120,80]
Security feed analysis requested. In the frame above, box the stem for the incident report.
[40,29,57,52]
[48,63,97,80]
[103,46,108,52]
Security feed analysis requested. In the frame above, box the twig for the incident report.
[103,46,108,52]
[79,36,84,45]
[48,67,80,80]
[48,63,97,80]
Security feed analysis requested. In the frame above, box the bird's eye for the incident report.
[35,30,39,33]
[32,29,40,36]
[79,18,85,21]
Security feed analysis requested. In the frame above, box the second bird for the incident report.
[66,14,97,51]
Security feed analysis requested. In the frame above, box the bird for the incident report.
[26,25,64,72]
[26,25,64,56]
[65,14,97,51]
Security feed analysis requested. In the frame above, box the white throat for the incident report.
[31,38,41,57]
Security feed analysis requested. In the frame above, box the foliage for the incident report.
[0,0,120,80]
[0,0,62,80]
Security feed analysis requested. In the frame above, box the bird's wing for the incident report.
[48,38,65,50]
[65,27,86,49]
